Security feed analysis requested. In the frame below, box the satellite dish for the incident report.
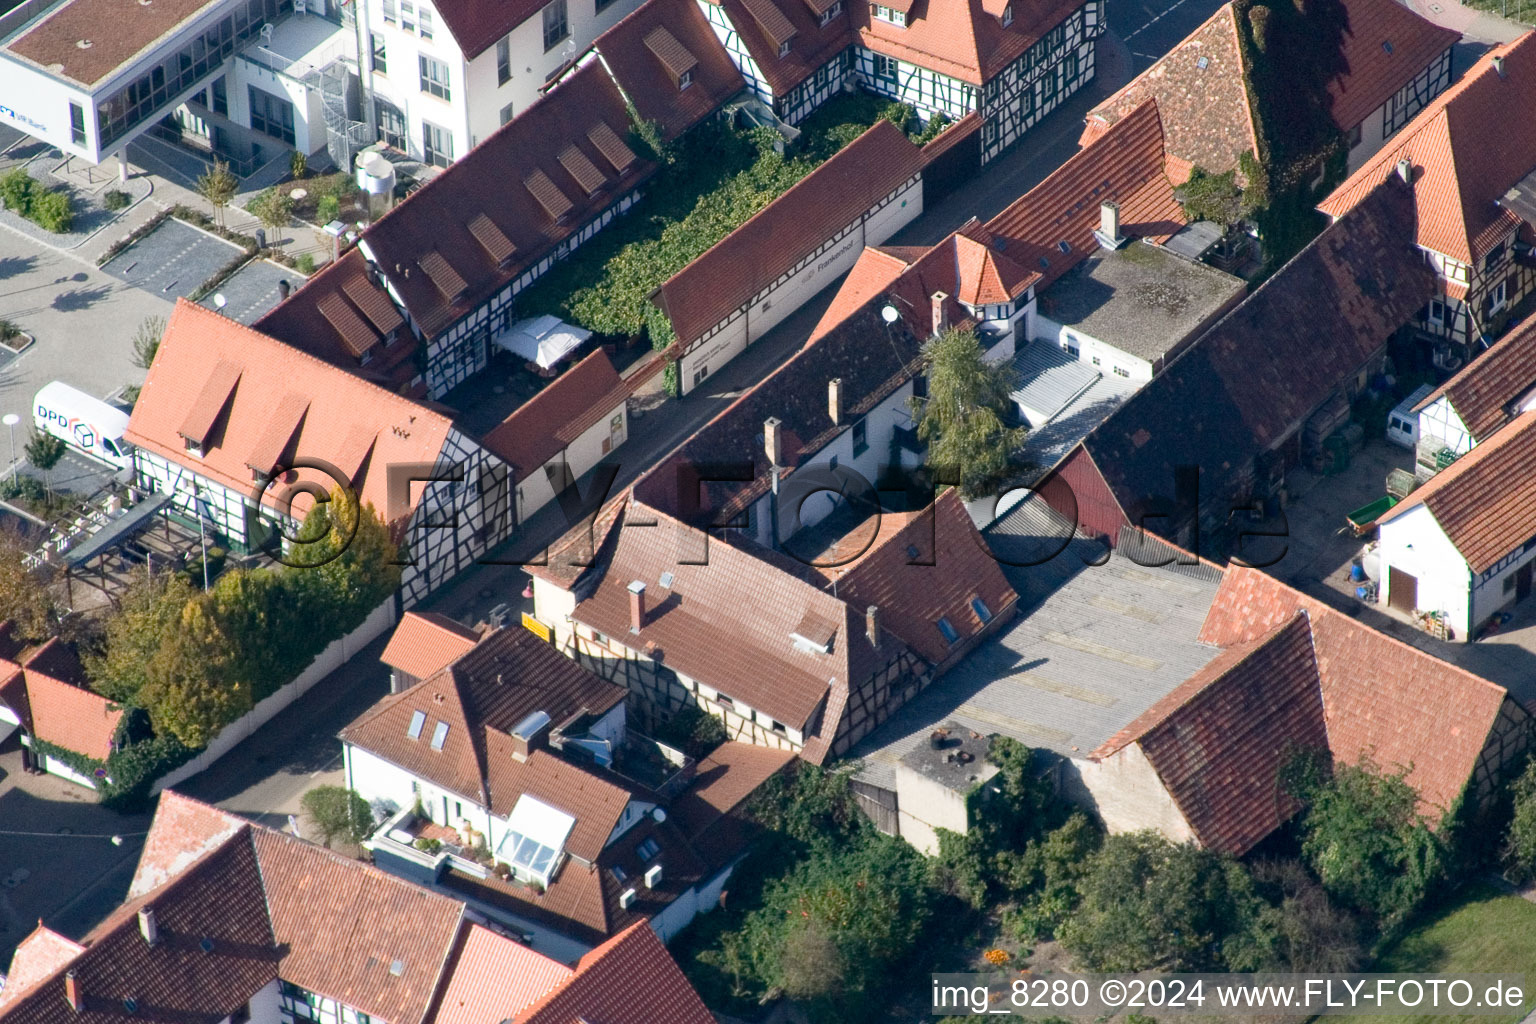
[652,807,666,823]
[213,293,227,308]
[880,304,900,324]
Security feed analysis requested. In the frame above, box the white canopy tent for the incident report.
[494,315,591,369]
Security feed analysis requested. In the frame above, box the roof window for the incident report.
[971,597,993,623]
[408,710,427,739]
[936,617,960,644]
[430,721,450,750]
[1196,55,1209,69]
[637,837,661,861]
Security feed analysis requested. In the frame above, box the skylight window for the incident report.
[430,721,450,750]
[497,795,578,885]
[659,571,675,588]
[1196,55,1209,69]
[936,617,960,644]
[637,837,661,861]
[971,597,993,623]
[1057,240,1071,254]
[407,710,427,740]
[1382,40,1393,54]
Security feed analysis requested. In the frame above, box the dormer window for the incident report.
[779,38,791,56]
[819,0,842,24]
[184,438,204,457]
[679,67,693,90]
[358,345,374,366]
[1001,3,1012,25]
[873,3,906,25]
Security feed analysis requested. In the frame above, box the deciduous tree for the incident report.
[912,326,1025,499]
[301,785,374,847]
[196,161,238,229]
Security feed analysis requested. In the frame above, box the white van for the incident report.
[1386,383,1434,450]
[32,381,135,471]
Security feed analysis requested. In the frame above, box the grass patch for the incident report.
[1459,0,1535,23]
[1329,885,1536,1024]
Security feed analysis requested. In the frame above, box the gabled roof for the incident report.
[17,638,119,761]
[952,232,1038,306]
[809,246,923,340]
[428,924,571,1024]
[850,0,1085,86]
[381,612,483,683]
[341,626,627,811]
[700,0,853,96]
[1376,409,1536,573]
[1199,567,1512,820]
[426,0,556,60]
[1413,312,1536,440]
[126,301,455,528]
[480,349,631,480]
[1320,34,1536,263]
[1077,176,1432,528]
[985,99,1185,291]
[0,925,84,1011]
[834,490,1018,664]
[1094,614,1327,855]
[1080,6,1256,178]
[255,250,419,397]
[1326,0,1459,133]
[516,922,716,1024]
[669,741,795,837]
[127,792,246,900]
[593,0,746,141]
[361,61,654,341]
[655,120,925,349]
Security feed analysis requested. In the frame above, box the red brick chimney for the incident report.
[931,291,948,336]
[628,580,646,634]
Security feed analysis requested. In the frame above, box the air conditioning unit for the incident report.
[619,888,637,909]
[644,864,663,889]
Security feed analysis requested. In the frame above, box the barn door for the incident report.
[1389,567,1418,613]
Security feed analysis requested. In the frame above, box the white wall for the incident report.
[1066,746,1197,844]
[649,861,734,943]
[0,57,92,158]
[1033,313,1153,382]
[892,764,980,856]
[1376,503,1472,639]
[676,175,923,395]
[515,398,629,526]
[1418,396,1475,455]
[248,979,283,1024]
[230,59,330,156]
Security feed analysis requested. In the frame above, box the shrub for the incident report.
[0,168,33,212]
[290,150,308,179]
[654,703,727,759]
[414,836,443,855]
[103,189,131,212]
[295,253,316,274]
[315,194,340,224]
[1504,757,1536,882]
[30,189,73,233]
[302,785,374,847]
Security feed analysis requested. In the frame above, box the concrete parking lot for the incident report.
[197,258,304,325]
[100,218,243,303]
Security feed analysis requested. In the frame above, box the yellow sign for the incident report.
[522,611,551,642]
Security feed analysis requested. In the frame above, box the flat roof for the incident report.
[1042,240,1246,363]
[851,496,1223,790]
[1010,341,1140,478]
[897,722,998,794]
[5,0,226,87]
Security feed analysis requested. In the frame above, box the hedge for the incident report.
[27,733,194,812]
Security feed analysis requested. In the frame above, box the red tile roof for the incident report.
[1199,567,1511,820]
[655,120,925,349]
[128,791,247,900]
[361,62,655,341]
[1319,34,1536,263]
[1376,409,1536,573]
[669,740,795,837]
[0,925,84,1011]
[427,0,551,59]
[381,612,483,682]
[516,922,716,1024]
[342,625,627,812]
[428,924,571,1024]
[834,490,1018,665]
[701,0,852,96]
[1095,614,1327,855]
[1080,6,1256,177]
[809,246,914,340]
[593,0,746,141]
[255,250,420,398]
[850,0,1085,85]
[480,350,630,480]
[1412,311,1536,440]
[127,301,455,529]
[1327,0,1459,131]
[21,639,119,761]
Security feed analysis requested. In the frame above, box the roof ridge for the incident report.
[1376,408,1536,527]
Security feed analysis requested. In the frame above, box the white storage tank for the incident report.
[355,149,397,218]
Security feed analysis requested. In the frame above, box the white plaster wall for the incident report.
[1376,503,1472,639]
[532,576,578,648]
[248,979,283,1024]
[1033,313,1152,382]
[1066,746,1197,844]
[0,58,93,157]
[892,764,972,856]
[1418,396,1475,454]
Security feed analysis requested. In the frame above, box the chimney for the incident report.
[64,972,80,1013]
[930,291,948,337]
[628,580,646,634]
[1396,158,1413,184]
[277,279,291,300]
[138,907,158,946]
[828,378,843,426]
[1093,201,1127,249]
[763,417,782,468]
[1494,54,1506,77]
[510,710,551,762]
[866,605,881,649]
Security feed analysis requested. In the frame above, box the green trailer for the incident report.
[1346,494,1398,536]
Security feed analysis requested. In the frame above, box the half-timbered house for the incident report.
[126,301,514,607]
[1320,36,1536,360]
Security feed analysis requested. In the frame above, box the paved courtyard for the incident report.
[100,218,243,303]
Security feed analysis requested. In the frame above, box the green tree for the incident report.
[23,429,67,501]
[85,575,194,706]
[654,703,728,759]
[1248,858,1364,972]
[301,785,374,847]
[1291,755,1444,928]
[912,326,1025,499]
[748,761,864,851]
[998,812,1102,941]
[1058,831,1269,971]
[247,187,295,246]
[196,161,238,229]
[130,315,167,371]
[0,529,57,642]
[1504,758,1536,882]
[138,599,251,748]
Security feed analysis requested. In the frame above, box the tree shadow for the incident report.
[0,255,36,281]
[51,285,111,313]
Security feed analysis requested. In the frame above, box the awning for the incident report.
[493,315,591,369]
[62,493,171,568]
